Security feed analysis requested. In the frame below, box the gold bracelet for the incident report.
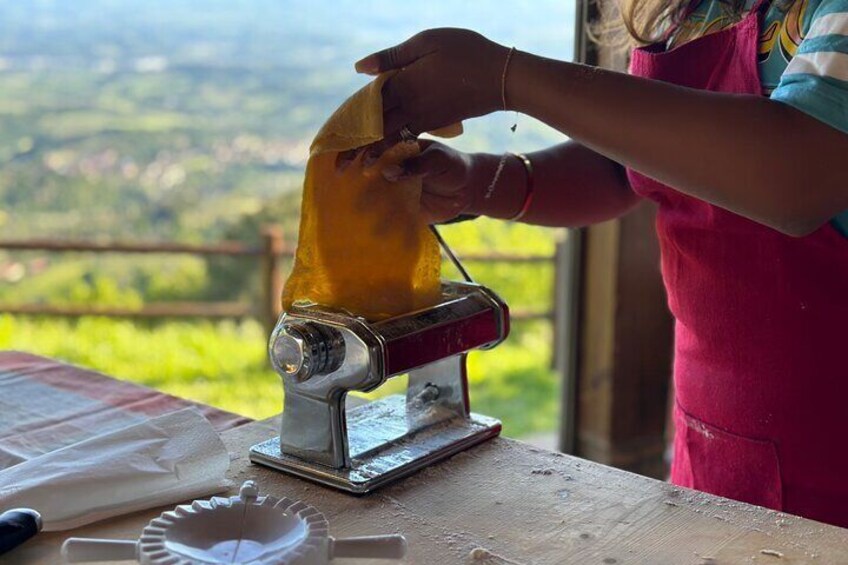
[507,152,534,222]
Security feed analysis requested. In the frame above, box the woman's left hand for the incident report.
[343,28,508,167]
[382,139,478,225]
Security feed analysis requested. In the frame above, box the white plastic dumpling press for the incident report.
[61,481,407,564]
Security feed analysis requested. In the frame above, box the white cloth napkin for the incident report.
[0,408,230,531]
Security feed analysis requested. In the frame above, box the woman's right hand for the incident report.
[381,140,478,225]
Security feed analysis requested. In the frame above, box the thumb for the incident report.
[382,140,445,182]
[355,33,432,75]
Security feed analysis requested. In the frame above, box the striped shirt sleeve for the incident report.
[771,0,848,134]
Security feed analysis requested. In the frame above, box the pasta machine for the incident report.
[249,275,510,494]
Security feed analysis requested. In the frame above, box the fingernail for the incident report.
[354,57,379,75]
[382,165,404,181]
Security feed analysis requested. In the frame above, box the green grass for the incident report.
[0,315,557,438]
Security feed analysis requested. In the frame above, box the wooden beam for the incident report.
[574,206,673,478]
[0,301,253,318]
[569,0,675,478]
[0,238,274,256]
[554,231,582,454]
[261,226,286,338]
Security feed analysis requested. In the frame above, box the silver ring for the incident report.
[399,125,417,143]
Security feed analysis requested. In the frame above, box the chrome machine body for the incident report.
[249,281,510,494]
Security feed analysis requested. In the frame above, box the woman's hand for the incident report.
[347,28,508,165]
[381,140,477,225]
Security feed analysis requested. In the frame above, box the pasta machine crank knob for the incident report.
[270,322,345,382]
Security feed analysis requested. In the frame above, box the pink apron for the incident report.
[627,0,848,526]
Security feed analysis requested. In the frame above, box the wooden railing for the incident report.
[0,228,557,336]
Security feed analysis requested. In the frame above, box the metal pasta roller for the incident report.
[250,229,509,494]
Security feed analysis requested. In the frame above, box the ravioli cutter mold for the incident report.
[61,481,406,564]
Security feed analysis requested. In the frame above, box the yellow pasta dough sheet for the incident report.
[282,74,461,321]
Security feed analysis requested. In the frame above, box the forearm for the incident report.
[466,141,640,227]
[507,52,848,235]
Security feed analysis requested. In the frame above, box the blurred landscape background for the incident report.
[0,0,574,437]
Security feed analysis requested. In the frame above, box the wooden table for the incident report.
[9,415,848,565]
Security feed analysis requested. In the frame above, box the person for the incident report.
[340,0,848,528]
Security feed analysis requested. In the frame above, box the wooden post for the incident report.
[260,226,285,339]
[565,0,675,478]
[554,229,583,455]
[572,207,674,478]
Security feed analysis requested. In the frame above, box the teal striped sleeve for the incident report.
[770,0,848,134]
